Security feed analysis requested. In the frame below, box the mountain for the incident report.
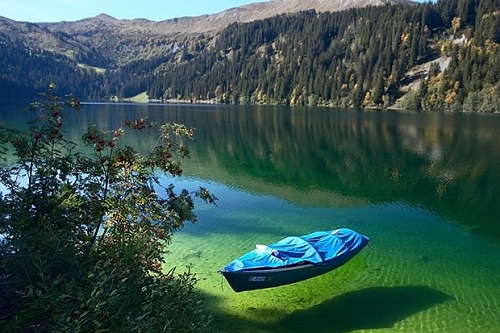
[0,0,414,94]
[3,0,415,66]
[31,0,412,65]
[41,1,414,35]
[1,0,500,112]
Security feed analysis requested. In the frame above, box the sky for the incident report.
[0,0,273,23]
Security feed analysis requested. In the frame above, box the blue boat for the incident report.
[220,228,369,292]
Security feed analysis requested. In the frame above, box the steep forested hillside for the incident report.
[0,41,107,99]
[135,0,500,111]
[1,0,499,111]
[146,6,437,107]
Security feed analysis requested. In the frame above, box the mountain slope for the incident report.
[42,0,414,35]
[33,0,413,65]
[1,0,499,112]
[0,0,415,71]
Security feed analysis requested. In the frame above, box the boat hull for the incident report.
[221,249,362,292]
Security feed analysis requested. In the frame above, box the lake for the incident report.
[1,100,500,332]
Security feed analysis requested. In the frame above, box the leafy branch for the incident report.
[0,85,215,332]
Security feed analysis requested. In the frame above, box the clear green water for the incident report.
[166,179,500,333]
[2,101,500,332]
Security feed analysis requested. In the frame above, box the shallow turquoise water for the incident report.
[166,178,500,333]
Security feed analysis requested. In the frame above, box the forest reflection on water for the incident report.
[59,102,500,243]
[2,100,498,240]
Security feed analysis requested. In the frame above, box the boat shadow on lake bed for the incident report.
[202,285,452,332]
[275,285,453,333]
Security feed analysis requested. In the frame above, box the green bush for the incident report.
[0,85,216,332]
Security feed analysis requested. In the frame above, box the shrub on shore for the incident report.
[0,85,216,332]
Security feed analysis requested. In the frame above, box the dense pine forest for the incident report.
[1,0,499,111]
